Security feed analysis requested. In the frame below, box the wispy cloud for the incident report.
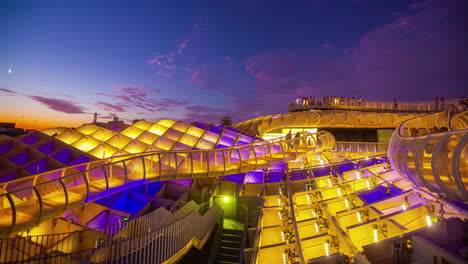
[148,17,210,78]
[0,87,88,114]
[244,0,467,102]
[95,101,126,112]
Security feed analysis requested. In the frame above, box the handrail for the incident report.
[449,111,468,131]
[207,211,224,264]
[0,202,221,263]
[0,131,334,236]
[388,111,468,202]
[289,97,466,113]
[233,110,422,137]
[250,199,263,264]
[332,141,388,153]
[239,203,249,264]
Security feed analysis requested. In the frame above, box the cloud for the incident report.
[29,95,88,114]
[95,101,126,112]
[0,88,18,95]
[182,105,230,124]
[322,42,334,49]
[244,0,467,102]
[148,17,211,78]
[1,87,88,114]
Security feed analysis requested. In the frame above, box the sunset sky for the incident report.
[0,0,467,129]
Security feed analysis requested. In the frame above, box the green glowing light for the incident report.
[432,218,438,223]
[223,197,230,201]
[123,217,128,221]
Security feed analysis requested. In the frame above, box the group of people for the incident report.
[290,96,468,114]
[290,96,364,108]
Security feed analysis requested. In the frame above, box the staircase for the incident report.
[215,229,244,264]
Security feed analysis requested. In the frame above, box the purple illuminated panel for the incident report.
[221,173,245,184]
[20,134,37,145]
[69,155,90,166]
[266,171,285,182]
[0,142,12,155]
[24,159,47,174]
[37,142,53,154]
[10,152,29,165]
[359,185,403,203]
[244,171,264,184]
[51,149,71,164]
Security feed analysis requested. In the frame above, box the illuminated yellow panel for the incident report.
[158,119,176,128]
[185,126,204,138]
[202,130,219,143]
[301,235,331,260]
[171,142,192,151]
[195,138,215,149]
[171,121,190,133]
[136,131,160,145]
[121,126,145,139]
[153,136,177,151]
[133,120,153,130]
[88,143,119,158]
[55,130,84,145]
[178,133,199,147]
[147,123,169,136]
[75,124,100,135]
[90,128,116,142]
[162,128,184,142]
[105,135,133,149]
[71,136,100,152]
[145,145,163,153]
[40,127,68,136]
[123,140,148,154]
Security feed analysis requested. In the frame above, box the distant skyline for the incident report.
[1,0,467,129]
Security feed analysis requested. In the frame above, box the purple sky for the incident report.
[0,0,466,128]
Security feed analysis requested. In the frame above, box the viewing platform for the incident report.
[289,97,467,113]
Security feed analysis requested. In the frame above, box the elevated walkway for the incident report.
[0,131,335,236]
[233,110,423,136]
[389,111,468,202]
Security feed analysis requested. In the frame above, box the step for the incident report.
[218,247,241,256]
[215,260,238,264]
[216,253,240,263]
[221,234,243,243]
[223,229,244,236]
[220,240,241,249]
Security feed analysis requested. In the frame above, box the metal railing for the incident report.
[289,97,467,113]
[388,111,468,202]
[0,201,221,263]
[450,111,468,131]
[233,110,421,137]
[238,203,249,264]
[332,141,388,153]
[0,131,335,236]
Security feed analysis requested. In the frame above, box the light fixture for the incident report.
[315,223,319,233]
[327,178,332,187]
[337,188,342,197]
[281,231,285,242]
[278,198,282,206]
[344,199,349,208]
[402,204,407,211]
[312,210,317,218]
[373,228,379,242]
[324,242,330,256]
[426,215,432,226]
[366,180,371,189]
[356,212,362,223]
[278,211,282,220]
